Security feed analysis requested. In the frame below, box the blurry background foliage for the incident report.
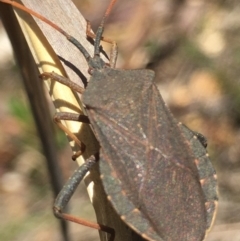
[0,0,240,240]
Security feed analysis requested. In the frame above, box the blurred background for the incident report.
[0,0,240,240]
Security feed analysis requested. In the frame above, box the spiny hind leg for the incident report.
[54,154,115,238]
[40,74,114,236]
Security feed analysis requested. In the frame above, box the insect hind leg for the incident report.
[54,154,115,239]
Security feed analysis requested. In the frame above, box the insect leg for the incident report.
[41,72,84,94]
[40,72,89,159]
[54,112,90,160]
[54,154,114,236]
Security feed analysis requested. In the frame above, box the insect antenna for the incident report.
[1,0,116,63]
[94,0,117,56]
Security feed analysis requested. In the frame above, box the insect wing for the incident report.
[83,68,207,241]
[180,125,218,230]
